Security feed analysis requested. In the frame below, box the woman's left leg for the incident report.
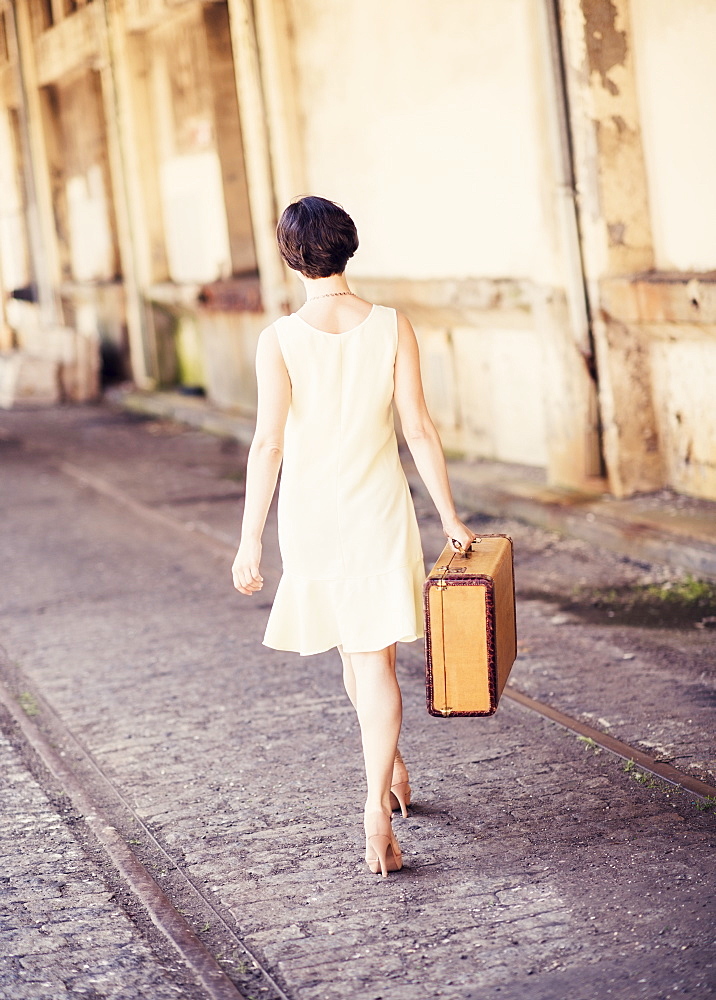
[348,644,403,875]
[339,644,410,817]
[349,644,401,815]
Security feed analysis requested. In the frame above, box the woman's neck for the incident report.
[301,274,351,301]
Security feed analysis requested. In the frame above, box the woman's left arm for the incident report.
[232,325,291,596]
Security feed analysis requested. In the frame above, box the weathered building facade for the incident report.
[0,0,714,500]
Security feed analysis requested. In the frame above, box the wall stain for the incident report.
[612,114,628,135]
[582,0,627,95]
[608,223,626,247]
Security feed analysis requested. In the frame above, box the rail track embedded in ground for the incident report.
[0,661,291,1000]
[503,688,716,800]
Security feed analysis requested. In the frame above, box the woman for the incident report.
[232,196,474,877]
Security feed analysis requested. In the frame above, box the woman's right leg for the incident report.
[340,644,397,709]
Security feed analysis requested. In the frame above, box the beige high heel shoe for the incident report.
[390,748,411,819]
[364,811,403,877]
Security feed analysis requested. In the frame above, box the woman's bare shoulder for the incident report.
[255,322,287,368]
[259,318,282,338]
[258,320,287,348]
[395,310,418,343]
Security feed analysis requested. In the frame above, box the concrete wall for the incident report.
[50,69,119,283]
[139,4,262,384]
[651,335,716,499]
[0,105,30,291]
[146,7,235,284]
[630,0,716,273]
[288,0,561,285]
[629,0,716,493]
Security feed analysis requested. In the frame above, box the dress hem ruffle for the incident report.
[262,630,424,658]
[262,555,425,658]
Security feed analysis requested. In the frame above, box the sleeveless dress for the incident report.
[263,304,425,656]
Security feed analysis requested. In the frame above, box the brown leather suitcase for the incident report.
[424,535,516,717]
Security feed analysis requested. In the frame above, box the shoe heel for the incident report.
[364,811,403,877]
[366,834,391,878]
[390,781,411,819]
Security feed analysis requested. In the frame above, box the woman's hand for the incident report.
[232,539,264,596]
[441,516,477,552]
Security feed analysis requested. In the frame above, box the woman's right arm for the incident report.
[232,325,291,596]
[393,312,475,550]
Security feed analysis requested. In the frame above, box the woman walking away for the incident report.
[231,196,474,877]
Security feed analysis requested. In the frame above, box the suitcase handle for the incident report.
[451,537,481,554]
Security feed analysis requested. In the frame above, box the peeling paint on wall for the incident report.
[582,0,627,95]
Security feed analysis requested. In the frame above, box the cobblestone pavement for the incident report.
[0,406,714,1000]
[0,732,195,999]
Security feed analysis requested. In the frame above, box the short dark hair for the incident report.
[276,196,359,278]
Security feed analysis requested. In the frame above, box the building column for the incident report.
[0,248,11,351]
[253,0,305,209]
[9,0,60,324]
[226,0,289,317]
[534,0,603,489]
[560,0,662,497]
[254,0,307,312]
[97,0,154,388]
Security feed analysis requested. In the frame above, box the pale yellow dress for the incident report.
[263,304,425,656]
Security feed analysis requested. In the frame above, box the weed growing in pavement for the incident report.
[619,575,715,625]
[217,953,250,975]
[631,771,660,789]
[17,691,39,717]
[694,796,716,812]
[618,759,716,809]
[577,735,602,754]
[527,573,716,628]
[646,576,714,604]
[622,758,661,790]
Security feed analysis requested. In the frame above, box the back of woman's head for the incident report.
[276,196,359,278]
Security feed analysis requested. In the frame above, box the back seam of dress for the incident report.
[336,335,347,577]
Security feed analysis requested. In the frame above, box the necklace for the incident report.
[306,290,354,300]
